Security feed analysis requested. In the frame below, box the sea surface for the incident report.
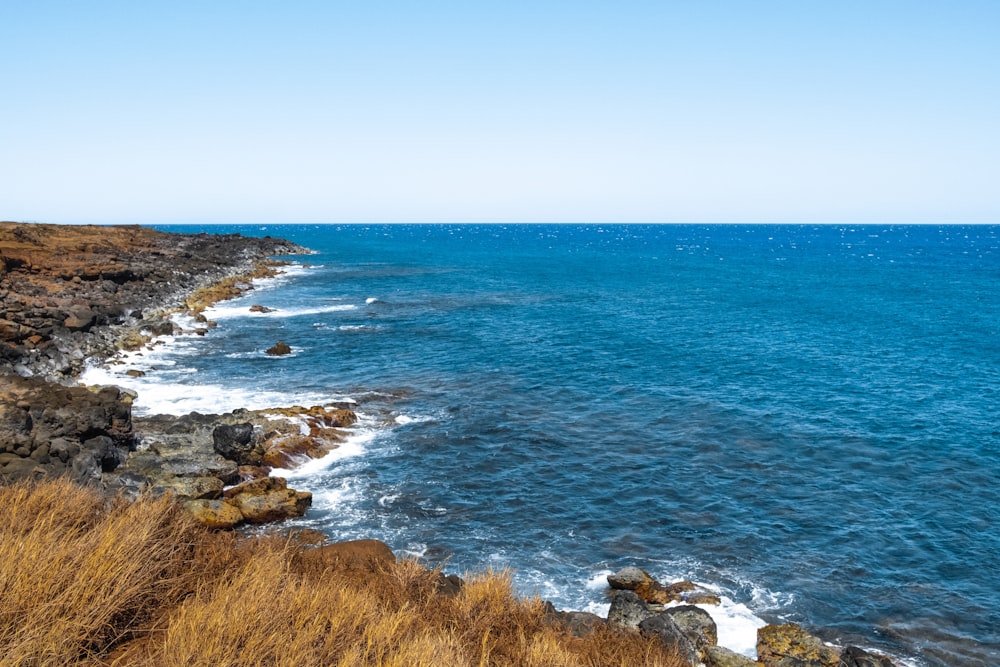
[85,224,999,665]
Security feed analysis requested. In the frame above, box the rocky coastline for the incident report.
[0,221,901,666]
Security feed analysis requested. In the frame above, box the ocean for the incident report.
[83,224,999,665]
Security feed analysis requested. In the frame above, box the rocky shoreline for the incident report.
[0,221,902,666]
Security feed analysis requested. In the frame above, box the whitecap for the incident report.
[688,595,766,658]
[202,302,357,320]
[271,428,377,479]
[394,414,433,425]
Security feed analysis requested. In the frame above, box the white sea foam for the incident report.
[203,303,357,320]
[690,596,766,658]
[271,428,376,479]
[393,414,433,425]
[304,478,361,512]
[366,297,379,304]
[585,570,614,590]
[80,325,330,415]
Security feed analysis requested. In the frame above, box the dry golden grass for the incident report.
[0,480,687,667]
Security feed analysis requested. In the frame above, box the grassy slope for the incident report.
[0,479,685,667]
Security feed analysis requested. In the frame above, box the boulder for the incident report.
[249,304,275,313]
[153,476,225,500]
[638,613,700,666]
[666,604,718,649]
[0,455,42,480]
[294,538,396,574]
[840,646,896,667]
[183,499,244,529]
[266,340,292,355]
[607,590,656,629]
[607,566,720,606]
[661,580,722,606]
[63,307,96,332]
[224,476,312,523]
[434,572,465,597]
[212,422,262,465]
[608,566,656,591]
[543,607,606,638]
[705,645,757,667]
[757,623,840,667]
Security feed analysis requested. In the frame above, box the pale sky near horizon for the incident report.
[2,1,998,224]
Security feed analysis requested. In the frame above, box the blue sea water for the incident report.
[107,224,999,665]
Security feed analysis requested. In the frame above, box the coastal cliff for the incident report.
[0,221,301,381]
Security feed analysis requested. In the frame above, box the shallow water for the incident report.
[86,224,1000,665]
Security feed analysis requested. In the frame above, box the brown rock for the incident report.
[757,623,840,667]
[249,304,275,313]
[294,539,396,574]
[705,645,757,667]
[153,476,225,500]
[63,307,96,331]
[0,318,22,340]
[224,476,312,523]
[543,605,606,638]
[183,499,243,529]
[266,341,292,355]
[608,565,656,591]
[665,580,722,605]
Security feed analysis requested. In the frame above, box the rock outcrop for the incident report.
[266,341,292,356]
[0,221,329,531]
[0,221,304,383]
[603,567,901,667]
[0,374,133,484]
[607,566,721,606]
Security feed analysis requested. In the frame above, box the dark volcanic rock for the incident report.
[666,604,718,650]
[638,613,700,666]
[543,604,606,638]
[212,422,262,465]
[0,374,133,484]
[840,646,896,667]
[607,590,656,629]
[705,645,757,667]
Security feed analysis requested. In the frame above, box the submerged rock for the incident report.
[607,566,720,606]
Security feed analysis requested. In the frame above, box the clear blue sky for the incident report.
[2,1,998,224]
